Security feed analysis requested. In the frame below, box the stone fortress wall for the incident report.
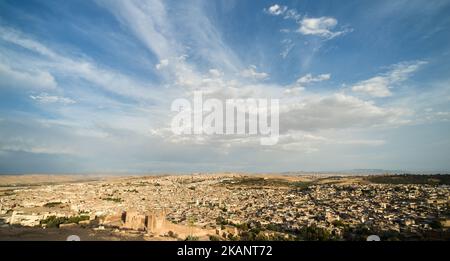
[104,209,213,239]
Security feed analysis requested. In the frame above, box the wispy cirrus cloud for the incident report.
[280,39,295,59]
[30,93,76,105]
[298,17,352,39]
[297,73,331,85]
[263,4,352,39]
[263,4,352,61]
[0,63,57,90]
[0,25,162,102]
[352,61,428,97]
[240,65,269,80]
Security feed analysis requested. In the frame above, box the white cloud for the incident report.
[298,17,350,39]
[208,69,223,78]
[352,76,392,97]
[280,39,295,59]
[96,0,175,60]
[389,61,428,82]
[0,25,162,102]
[264,6,351,60]
[336,139,386,146]
[0,143,76,155]
[0,63,57,90]
[274,131,386,152]
[97,0,242,90]
[30,93,76,105]
[352,61,427,97]
[266,4,287,16]
[148,87,411,152]
[280,93,411,132]
[240,65,269,80]
[0,27,58,58]
[297,73,331,84]
[283,9,301,21]
[283,87,304,95]
[155,59,169,70]
[265,5,300,21]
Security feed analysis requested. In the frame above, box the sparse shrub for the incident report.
[102,197,122,203]
[43,202,62,208]
[185,235,199,241]
[168,231,178,238]
[40,215,89,228]
[209,235,221,241]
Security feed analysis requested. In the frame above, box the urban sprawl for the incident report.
[0,174,449,241]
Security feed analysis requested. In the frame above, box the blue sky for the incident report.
[1,0,450,173]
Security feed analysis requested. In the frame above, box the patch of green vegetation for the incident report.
[294,225,335,241]
[429,219,443,229]
[216,216,229,225]
[365,174,450,185]
[222,177,313,190]
[209,235,221,241]
[332,220,346,227]
[0,190,15,196]
[43,202,62,208]
[40,215,89,228]
[227,233,239,240]
[222,177,289,187]
[102,197,123,203]
[291,181,312,190]
[185,235,199,241]
[265,223,283,232]
[232,222,338,241]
